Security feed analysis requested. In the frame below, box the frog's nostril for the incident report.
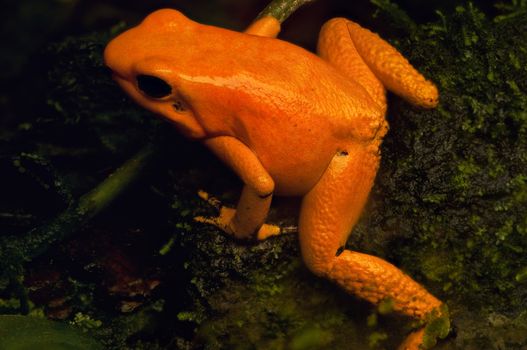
[136,74,172,98]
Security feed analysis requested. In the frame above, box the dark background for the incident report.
[0,0,498,83]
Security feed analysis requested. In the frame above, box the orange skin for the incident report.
[105,9,447,349]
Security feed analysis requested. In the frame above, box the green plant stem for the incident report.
[257,0,317,23]
[77,144,155,220]
[0,144,156,265]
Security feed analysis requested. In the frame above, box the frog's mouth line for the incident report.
[106,63,135,88]
[110,73,137,99]
[110,72,128,85]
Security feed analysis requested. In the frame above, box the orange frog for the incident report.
[104,9,449,349]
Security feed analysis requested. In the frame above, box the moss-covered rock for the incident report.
[363,0,527,311]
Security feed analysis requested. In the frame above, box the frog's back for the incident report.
[192,18,382,121]
[173,14,386,193]
[135,9,383,135]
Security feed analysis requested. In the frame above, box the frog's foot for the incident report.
[194,190,288,241]
[398,307,450,350]
[196,190,222,210]
[398,328,425,350]
[397,328,425,350]
[194,192,236,235]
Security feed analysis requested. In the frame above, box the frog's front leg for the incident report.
[299,146,448,350]
[195,136,281,240]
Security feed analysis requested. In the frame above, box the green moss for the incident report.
[515,266,527,283]
[70,312,103,331]
[289,327,333,350]
[358,0,527,308]
[377,298,395,315]
[452,158,480,192]
[0,297,21,311]
[191,260,377,350]
[344,1,527,347]
[422,306,450,349]
[368,331,389,348]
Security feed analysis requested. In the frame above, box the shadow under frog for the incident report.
[104,9,448,350]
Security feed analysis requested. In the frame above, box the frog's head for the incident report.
[104,9,207,139]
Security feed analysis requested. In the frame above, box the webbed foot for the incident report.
[194,190,288,240]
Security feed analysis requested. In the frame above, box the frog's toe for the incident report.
[194,190,237,234]
[194,206,236,235]
[195,189,294,241]
[256,224,297,241]
[398,306,450,350]
[397,328,424,350]
[197,189,221,209]
[195,190,236,231]
[256,224,281,240]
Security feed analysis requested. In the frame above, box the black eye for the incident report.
[136,74,172,98]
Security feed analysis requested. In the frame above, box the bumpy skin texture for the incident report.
[104,10,443,349]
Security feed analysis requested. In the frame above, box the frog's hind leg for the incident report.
[298,147,446,349]
[317,18,438,109]
[317,19,387,111]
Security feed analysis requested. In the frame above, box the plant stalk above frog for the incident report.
[104,8,449,349]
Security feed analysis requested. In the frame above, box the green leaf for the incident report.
[0,315,103,350]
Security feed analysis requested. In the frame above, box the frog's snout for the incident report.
[103,38,125,79]
[104,29,175,101]
[103,28,140,82]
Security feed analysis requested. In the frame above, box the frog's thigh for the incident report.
[298,148,442,319]
[317,18,386,110]
[318,18,438,109]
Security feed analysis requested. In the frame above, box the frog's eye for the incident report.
[136,74,172,98]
